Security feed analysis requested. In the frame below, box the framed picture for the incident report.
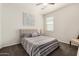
[23,12,35,26]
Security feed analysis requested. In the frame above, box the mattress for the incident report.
[21,36,59,56]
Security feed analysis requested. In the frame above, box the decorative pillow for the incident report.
[32,32,40,37]
[25,33,32,37]
[21,33,32,38]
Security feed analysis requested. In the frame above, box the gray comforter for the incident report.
[21,36,59,56]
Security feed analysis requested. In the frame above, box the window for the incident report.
[45,16,54,32]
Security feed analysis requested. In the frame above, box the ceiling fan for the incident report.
[36,3,55,6]
[36,3,55,10]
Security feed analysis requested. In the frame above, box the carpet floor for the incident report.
[0,42,78,56]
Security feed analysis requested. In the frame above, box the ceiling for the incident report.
[31,3,70,14]
[18,3,70,15]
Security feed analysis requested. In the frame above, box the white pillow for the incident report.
[32,32,40,37]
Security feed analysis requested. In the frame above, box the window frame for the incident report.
[44,16,54,32]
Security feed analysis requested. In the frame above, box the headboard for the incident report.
[19,29,40,37]
[20,29,39,34]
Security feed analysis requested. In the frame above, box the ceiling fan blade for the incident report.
[36,3,42,6]
[49,3,55,5]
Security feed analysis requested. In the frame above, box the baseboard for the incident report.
[0,41,20,49]
[59,40,78,46]
[0,46,2,49]
[58,40,69,44]
[0,43,3,49]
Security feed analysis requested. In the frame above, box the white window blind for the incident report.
[46,17,54,32]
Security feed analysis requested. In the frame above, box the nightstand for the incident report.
[70,39,79,46]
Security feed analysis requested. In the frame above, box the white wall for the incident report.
[1,3,43,48]
[0,4,2,48]
[20,4,43,30]
[2,4,23,47]
[44,4,79,44]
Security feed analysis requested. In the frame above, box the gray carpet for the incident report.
[0,42,78,56]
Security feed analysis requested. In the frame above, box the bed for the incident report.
[20,29,59,56]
